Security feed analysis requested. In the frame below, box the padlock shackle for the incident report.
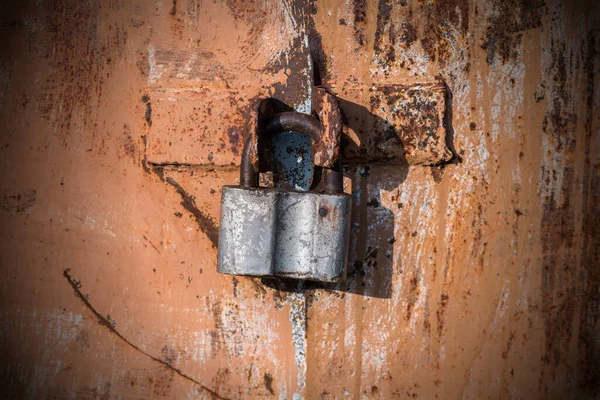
[240,112,322,188]
[239,141,258,188]
[263,112,322,142]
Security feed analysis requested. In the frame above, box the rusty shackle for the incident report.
[240,110,343,193]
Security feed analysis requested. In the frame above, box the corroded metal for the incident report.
[146,81,450,167]
[2,0,598,398]
[312,87,343,168]
[372,81,452,165]
[240,88,344,190]
[335,80,452,165]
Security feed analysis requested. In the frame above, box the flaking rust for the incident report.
[311,87,343,168]
[375,81,452,165]
[332,80,452,165]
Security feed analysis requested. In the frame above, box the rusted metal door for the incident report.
[0,0,598,399]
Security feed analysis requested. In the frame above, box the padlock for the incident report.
[217,111,351,282]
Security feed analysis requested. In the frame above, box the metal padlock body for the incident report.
[218,186,351,282]
[217,104,349,282]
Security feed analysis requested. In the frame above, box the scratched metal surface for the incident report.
[218,187,351,282]
[0,0,598,399]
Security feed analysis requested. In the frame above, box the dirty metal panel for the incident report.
[141,0,304,91]
[146,89,250,166]
[0,0,599,399]
[147,81,451,167]
[331,80,452,165]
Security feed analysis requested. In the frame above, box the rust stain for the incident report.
[0,189,36,214]
[312,87,342,168]
[373,0,395,70]
[419,0,470,66]
[36,0,127,148]
[481,0,545,65]
[352,0,368,46]
[143,94,152,126]
[263,372,275,395]
[118,124,138,162]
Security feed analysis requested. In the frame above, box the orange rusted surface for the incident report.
[0,1,598,399]
[336,80,452,165]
